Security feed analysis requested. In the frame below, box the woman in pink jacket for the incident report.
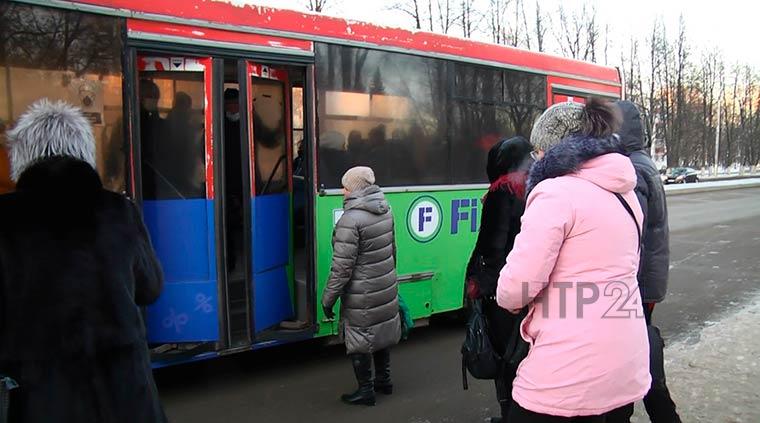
[498,99,651,422]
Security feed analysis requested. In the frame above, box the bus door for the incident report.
[136,55,220,344]
[244,62,295,334]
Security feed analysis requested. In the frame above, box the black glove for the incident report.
[322,305,335,320]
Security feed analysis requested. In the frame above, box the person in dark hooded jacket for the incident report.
[616,101,670,304]
[465,136,534,422]
[616,100,681,422]
[322,166,402,407]
[0,99,166,423]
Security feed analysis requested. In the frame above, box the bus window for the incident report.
[292,86,305,175]
[450,65,546,183]
[314,43,448,188]
[137,71,206,200]
[0,3,125,193]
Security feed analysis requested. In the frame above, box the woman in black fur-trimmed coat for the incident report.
[0,100,166,423]
[465,136,534,423]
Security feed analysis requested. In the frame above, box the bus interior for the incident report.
[136,52,315,362]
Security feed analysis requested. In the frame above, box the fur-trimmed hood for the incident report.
[527,135,629,194]
[5,99,96,182]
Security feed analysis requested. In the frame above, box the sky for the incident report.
[235,0,760,68]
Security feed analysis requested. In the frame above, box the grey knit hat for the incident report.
[341,166,375,192]
[530,101,585,152]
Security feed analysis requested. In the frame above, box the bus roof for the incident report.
[59,0,620,86]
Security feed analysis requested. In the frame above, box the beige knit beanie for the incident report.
[341,166,375,192]
[530,101,585,152]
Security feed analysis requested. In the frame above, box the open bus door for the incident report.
[243,62,296,335]
[135,54,221,346]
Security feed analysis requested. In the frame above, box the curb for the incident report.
[665,179,760,196]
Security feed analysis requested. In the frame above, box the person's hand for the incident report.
[322,305,335,320]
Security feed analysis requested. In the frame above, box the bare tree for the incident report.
[459,0,479,38]
[306,0,328,13]
[487,0,510,45]
[644,20,663,151]
[435,0,456,34]
[553,4,599,62]
[391,0,423,29]
[584,5,599,63]
[603,24,610,65]
[508,0,523,47]
[534,1,546,52]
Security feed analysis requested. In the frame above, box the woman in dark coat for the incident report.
[322,166,401,407]
[466,136,534,423]
[0,99,166,423]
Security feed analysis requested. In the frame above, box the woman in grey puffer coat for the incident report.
[322,166,402,407]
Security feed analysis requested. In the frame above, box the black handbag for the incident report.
[461,299,501,389]
[461,299,530,390]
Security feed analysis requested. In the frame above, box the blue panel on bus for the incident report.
[252,193,290,273]
[143,199,219,343]
[146,280,220,342]
[143,199,215,282]
[253,266,294,333]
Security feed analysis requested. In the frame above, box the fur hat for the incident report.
[341,166,375,192]
[530,101,585,152]
[5,99,96,182]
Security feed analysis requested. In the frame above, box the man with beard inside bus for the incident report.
[252,84,287,195]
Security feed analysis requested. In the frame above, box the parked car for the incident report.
[665,167,699,184]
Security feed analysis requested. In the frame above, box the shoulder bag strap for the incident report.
[614,192,641,252]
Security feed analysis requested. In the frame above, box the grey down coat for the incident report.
[322,185,402,354]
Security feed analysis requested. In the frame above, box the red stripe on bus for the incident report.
[128,19,313,52]
[202,57,215,200]
[79,0,619,84]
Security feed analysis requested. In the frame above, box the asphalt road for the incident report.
[155,187,760,423]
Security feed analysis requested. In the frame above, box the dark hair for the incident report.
[580,97,622,138]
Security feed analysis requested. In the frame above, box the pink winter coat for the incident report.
[497,152,651,417]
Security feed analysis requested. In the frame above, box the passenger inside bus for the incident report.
[224,88,244,274]
[165,92,204,198]
[252,81,287,195]
[139,79,163,199]
[139,77,206,200]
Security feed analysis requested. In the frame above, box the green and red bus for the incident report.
[0,0,622,366]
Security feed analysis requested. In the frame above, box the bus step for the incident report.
[278,320,309,331]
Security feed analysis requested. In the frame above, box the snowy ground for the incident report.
[631,293,760,422]
[664,178,760,195]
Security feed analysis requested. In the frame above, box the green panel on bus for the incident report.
[314,189,484,338]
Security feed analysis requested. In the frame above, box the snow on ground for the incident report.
[664,178,760,194]
[631,293,760,422]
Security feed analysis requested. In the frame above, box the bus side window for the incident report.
[0,3,126,193]
[137,73,206,200]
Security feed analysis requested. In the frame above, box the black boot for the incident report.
[373,349,393,395]
[341,354,375,406]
